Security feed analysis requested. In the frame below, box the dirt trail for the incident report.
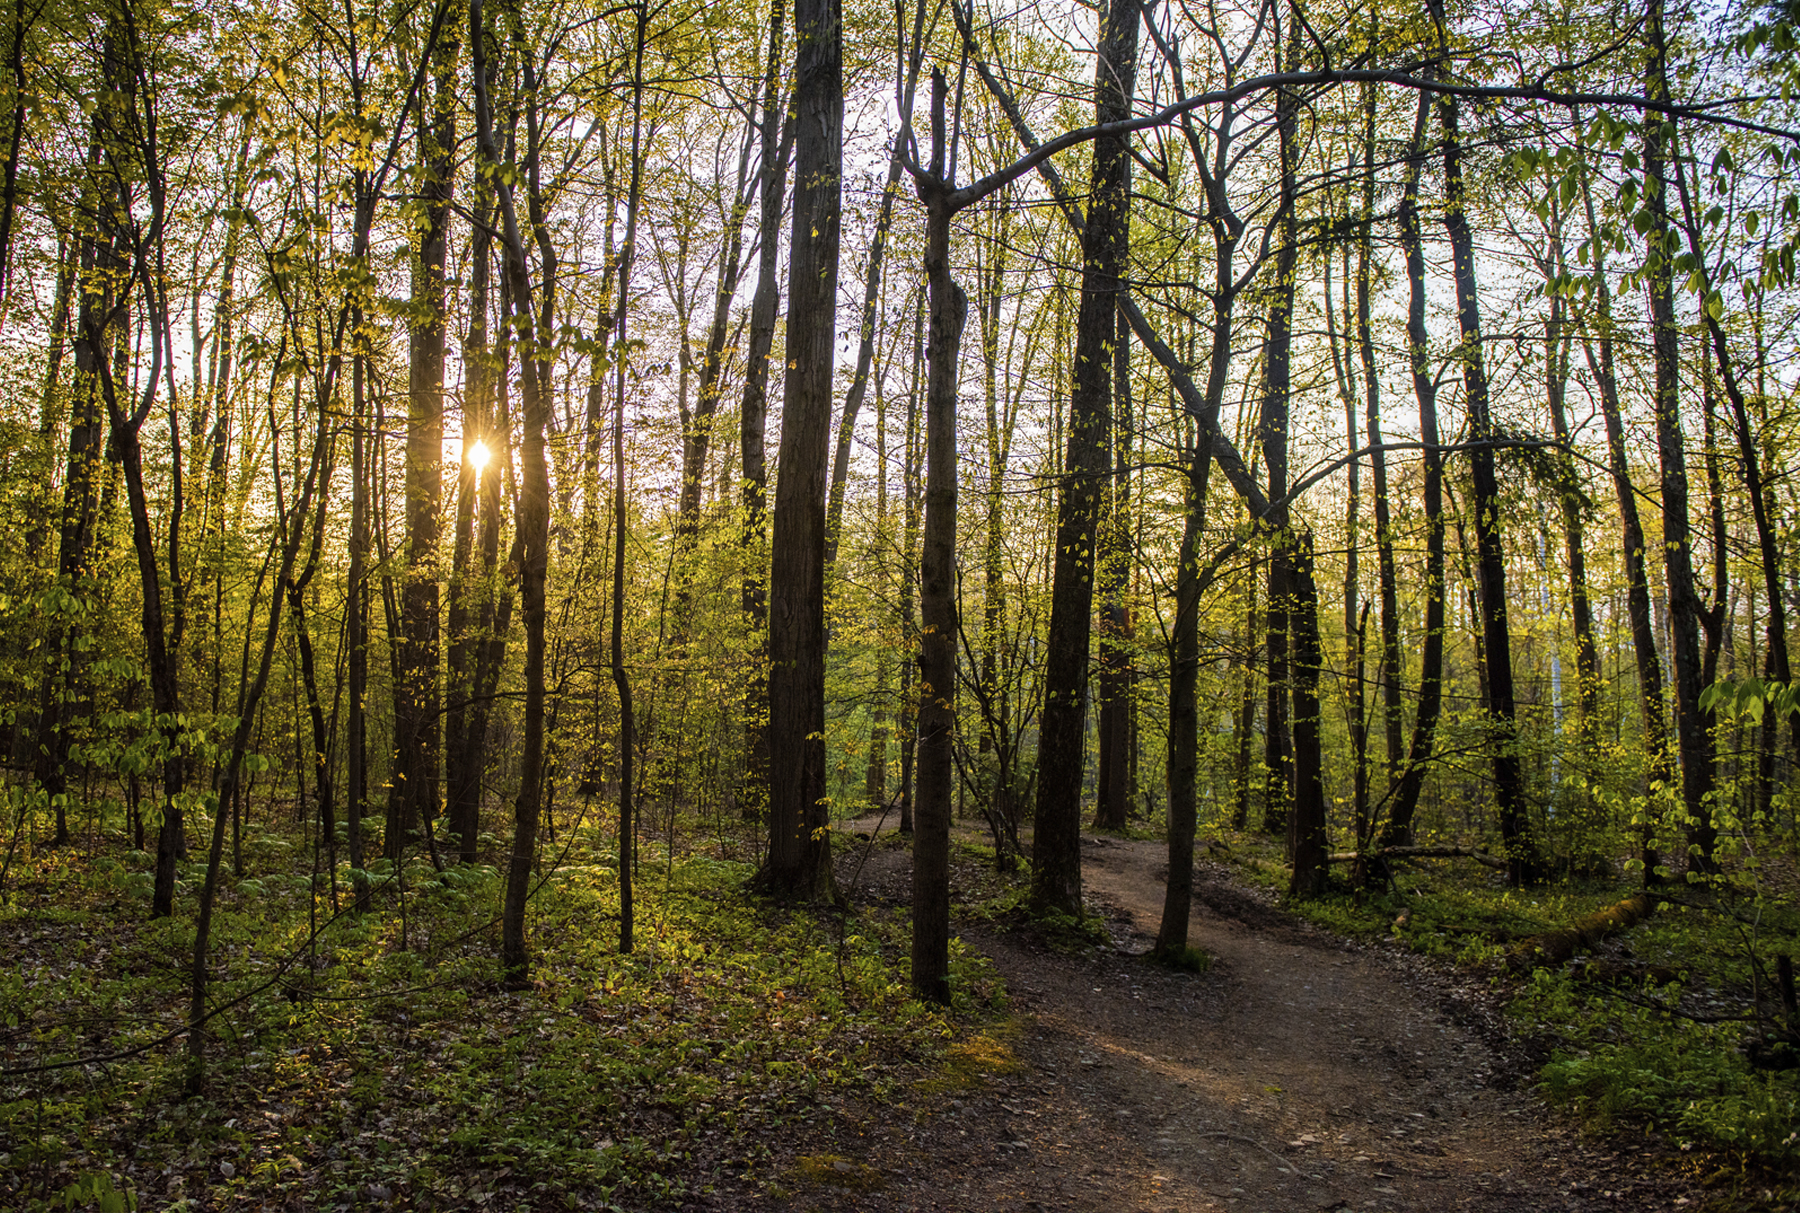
[726,832,1693,1213]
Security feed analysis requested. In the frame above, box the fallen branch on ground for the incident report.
[1505,892,1656,973]
[1324,845,1508,871]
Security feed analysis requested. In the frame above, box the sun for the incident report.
[465,439,491,474]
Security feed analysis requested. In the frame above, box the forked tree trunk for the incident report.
[912,70,965,1004]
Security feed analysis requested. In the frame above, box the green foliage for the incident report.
[1525,966,1800,1164]
[1152,943,1213,973]
[961,881,1111,951]
[0,836,967,1209]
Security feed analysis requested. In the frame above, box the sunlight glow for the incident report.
[466,439,491,474]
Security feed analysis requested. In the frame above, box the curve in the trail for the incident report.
[743,831,1685,1213]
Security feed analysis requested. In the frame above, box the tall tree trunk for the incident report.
[1093,309,1133,831]
[23,239,76,567]
[912,70,965,1004]
[1258,21,1296,841]
[393,35,457,863]
[896,296,924,836]
[865,353,891,809]
[1540,233,1598,731]
[1575,114,1666,881]
[0,0,32,305]
[738,0,789,822]
[611,5,648,953]
[1382,93,1446,850]
[348,319,371,911]
[824,0,929,573]
[1327,248,1367,837]
[1643,0,1714,871]
[474,0,554,979]
[35,203,111,847]
[1356,79,1403,786]
[1157,400,1213,958]
[759,0,841,900]
[1030,0,1134,916]
[446,180,493,863]
[1671,143,1796,788]
[1232,583,1257,830]
[1436,61,1534,883]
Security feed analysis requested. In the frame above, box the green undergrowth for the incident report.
[1516,896,1800,1168]
[1216,830,1800,1171]
[960,881,1113,951]
[1,824,975,1211]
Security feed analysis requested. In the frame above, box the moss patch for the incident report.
[791,1153,885,1192]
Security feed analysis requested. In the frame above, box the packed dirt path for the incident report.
[728,831,1702,1213]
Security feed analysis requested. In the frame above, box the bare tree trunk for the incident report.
[35,201,111,847]
[824,0,929,573]
[1383,93,1446,851]
[759,0,840,901]
[1643,0,1713,871]
[911,70,965,1004]
[1093,309,1133,831]
[446,181,492,863]
[738,0,789,822]
[348,320,371,911]
[1157,400,1212,958]
[896,298,923,836]
[474,0,555,979]
[1435,47,1534,882]
[393,35,457,863]
[1327,249,1367,836]
[1031,0,1134,916]
[611,5,648,953]
[1356,80,1403,786]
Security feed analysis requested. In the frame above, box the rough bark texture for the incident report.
[1156,419,1211,959]
[1031,0,1134,917]
[393,45,455,863]
[1383,93,1447,850]
[1438,81,1534,884]
[737,0,788,823]
[1093,309,1133,832]
[760,0,840,901]
[913,73,965,1003]
[1643,0,1714,871]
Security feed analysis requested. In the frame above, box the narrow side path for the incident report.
[712,833,1693,1212]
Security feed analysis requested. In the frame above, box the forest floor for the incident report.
[701,823,1752,1213]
